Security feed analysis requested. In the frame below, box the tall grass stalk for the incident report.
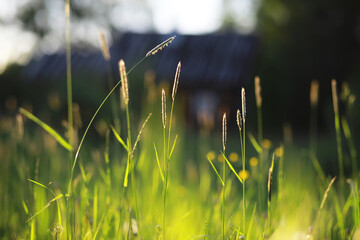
[65,0,74,237]
[341,117,358,182]
[340,83,357,182]
[163,62,181,238]
[235,109,244,239]
[331,79,344,186]
[313,177,336,237]
[104,129,111,206]
[309,80,319,155]
[346,179,360,228]
[255,77,262,147]
[255,77,264,212]
[241,88,246,233]
[267,153,275,233]
[120,59,141,239]
[161,88,168,238]
[222,113,227,240]
[167,62,181,154]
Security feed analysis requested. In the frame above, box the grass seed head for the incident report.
[146,36,175,57]
[16,113,24,140]
[310,80,319,107]
[172,61,181,101]
[162,89,167,128]
[236,109,242,131]
[340,82,350,101]
[255,76,262,108]
[241,88,246,122]
[99,31,111,61]
[331,79,338,114]
[348,94,356,108]
[222,113,227,152]
[119,59,129,105]
[131,113,152,158]
[319,177,336,211]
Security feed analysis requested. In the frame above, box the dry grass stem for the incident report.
[331,79,338,114]
[162,89,167,128]
[255,76,262,108]
[310,80,319,107]
[222,113,227,152]
[172,61,181,101]
[99,31,111,61]
[319,177,336,211]
[119,59,129,105]
[146,36,175,57]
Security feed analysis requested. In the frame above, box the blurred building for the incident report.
[21,32,259,131]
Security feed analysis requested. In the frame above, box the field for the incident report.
[1,5,360,239]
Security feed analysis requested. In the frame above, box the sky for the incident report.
[0,0,259,74]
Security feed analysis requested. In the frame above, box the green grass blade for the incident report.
[19,108,72,151]
[79,162,88,183]
[28,179,62,225]
[111,125,128,151]
[169,134,178,159]
[28,178,56,196]
[93,184,98,227]
[347,179,360,227]
[93,211,107,240]
[222,152,243,184]
[154,143,165,182]
[28,178,48,189]
[30,220,35,240]
[22,200,29,215]
[26,193,68,222]
[246,204,257,238]
[123,139,131,187]
[248,132,262,153]
[310,154,327,186]
[207,156,224,186]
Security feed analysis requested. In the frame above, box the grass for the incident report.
[2,73,360,239]
[0,3,359,239]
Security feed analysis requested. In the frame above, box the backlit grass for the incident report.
[0,4,359,239]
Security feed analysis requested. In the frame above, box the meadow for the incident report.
[1,3,360,239]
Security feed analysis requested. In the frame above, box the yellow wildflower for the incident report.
[275,147,284,158]
[229,152,239,162]
[238,170,250,181]
[249,157,258,167]
[206,151,216,161]
[262,139,272,149]
[217,154,225,163]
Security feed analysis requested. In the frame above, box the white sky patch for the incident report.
[151,0,223,34]
[0,24,38,74]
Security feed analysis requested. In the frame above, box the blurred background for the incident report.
[1,0,360,163]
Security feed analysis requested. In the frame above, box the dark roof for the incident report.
[22,32,259,90]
